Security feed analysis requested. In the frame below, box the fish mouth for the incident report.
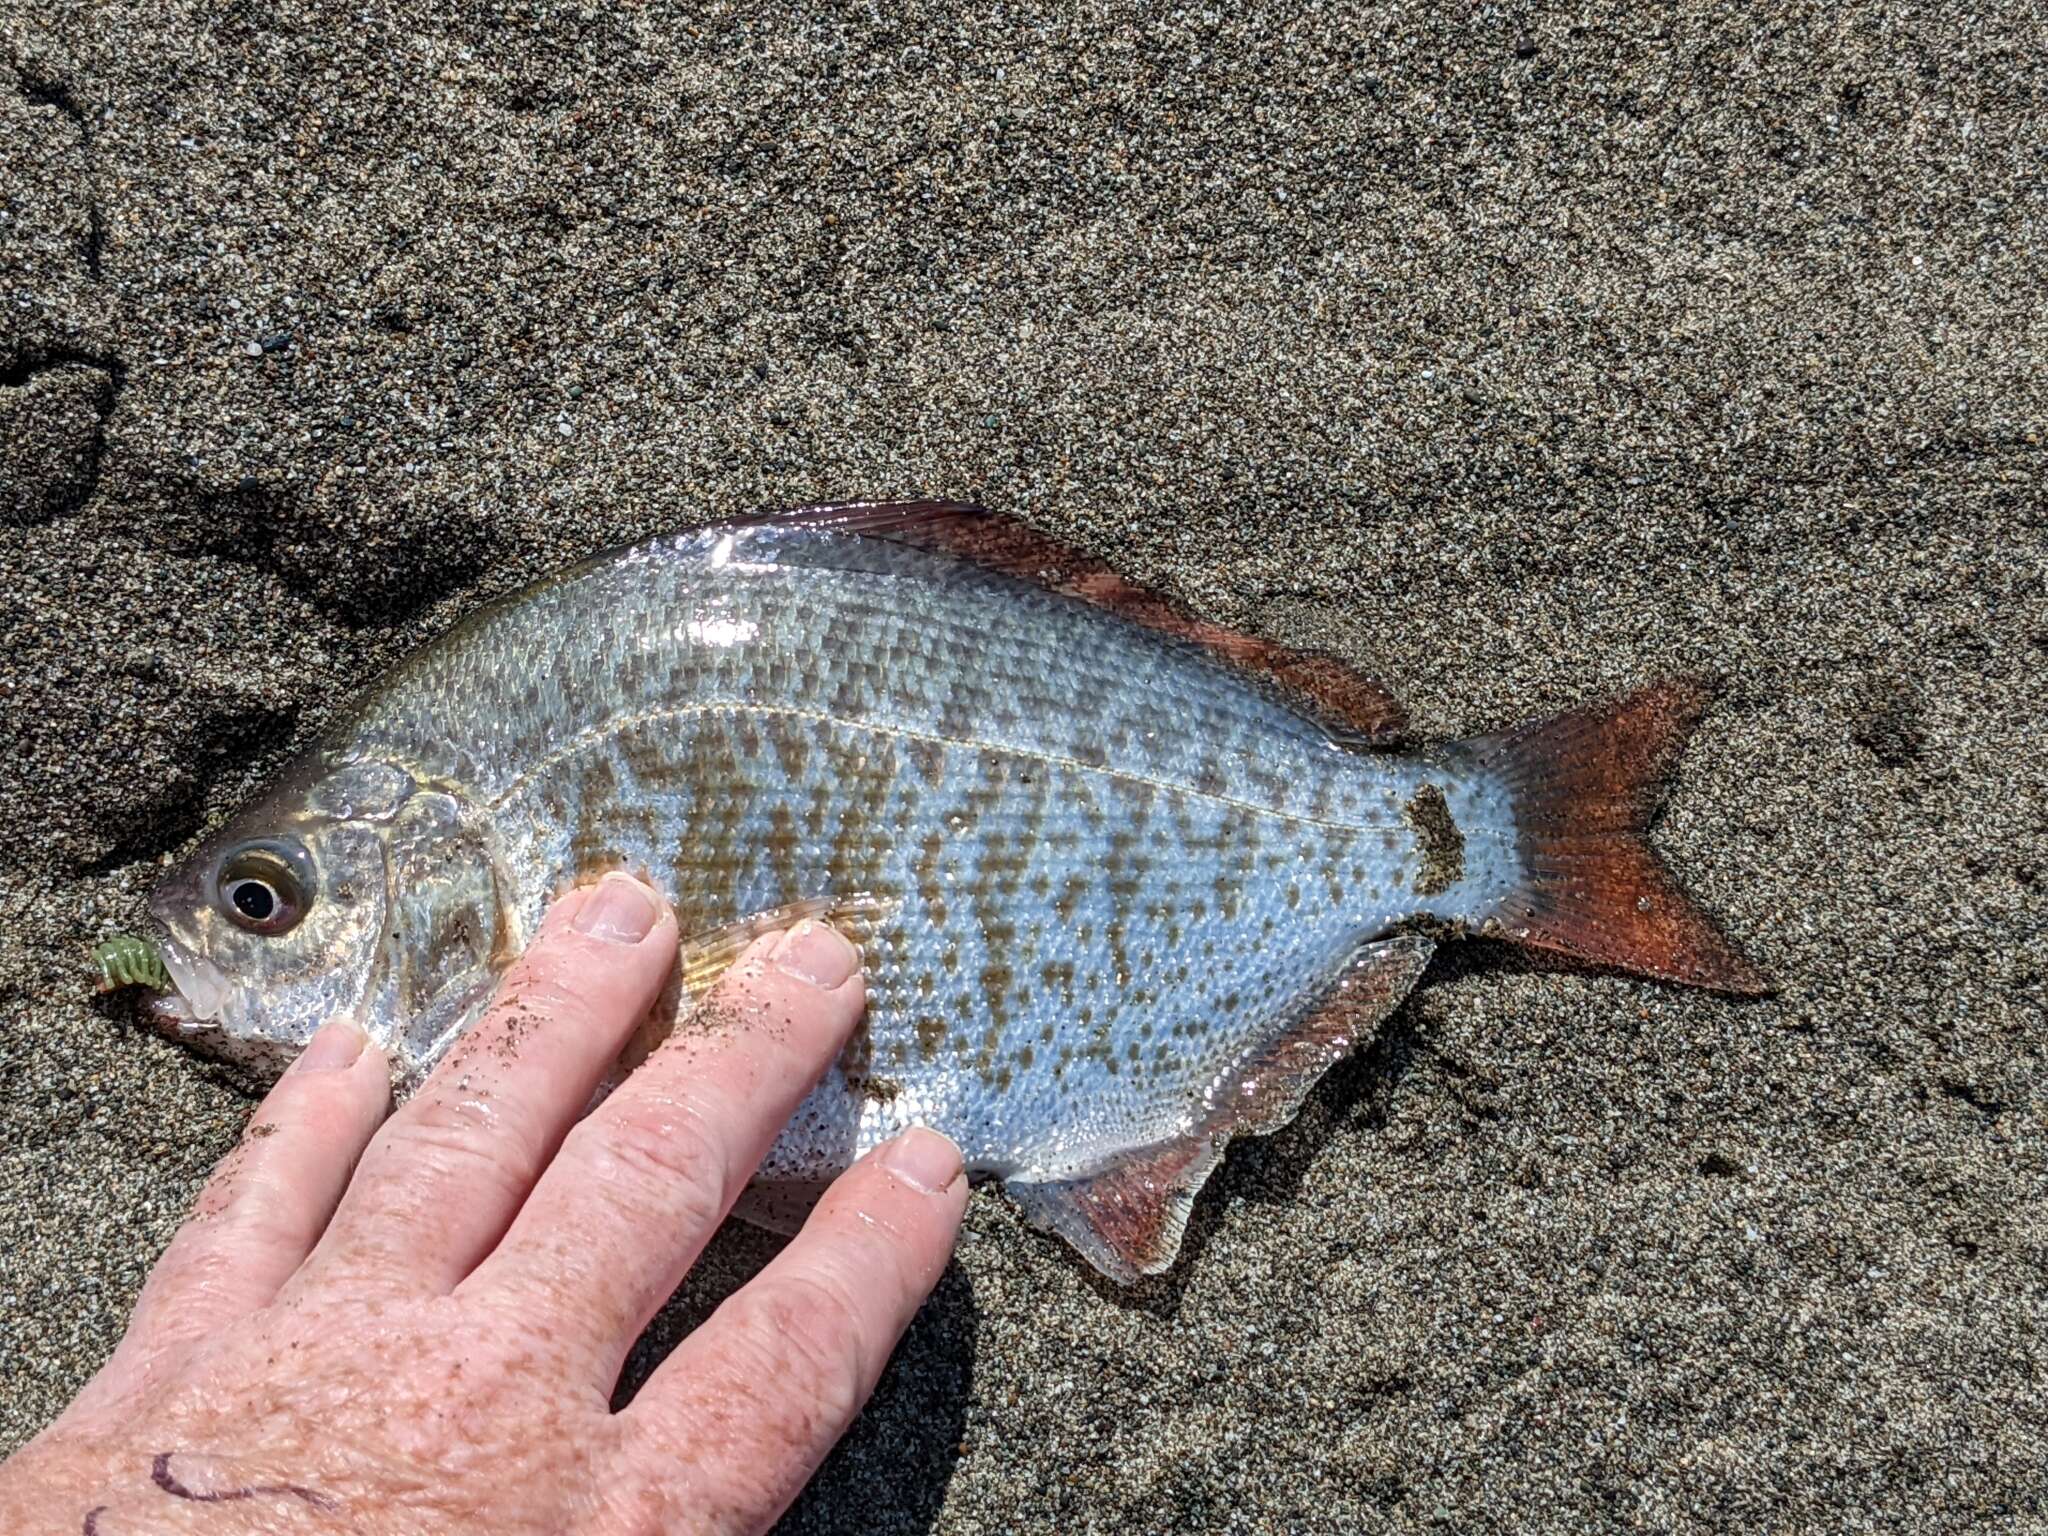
[154,937,231,1027]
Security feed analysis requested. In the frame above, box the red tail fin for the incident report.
[1467,679,1770,994]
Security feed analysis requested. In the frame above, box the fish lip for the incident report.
[155,936,230,1026]
[148,989,194,1025]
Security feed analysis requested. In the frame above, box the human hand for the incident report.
[0,875,967,1535]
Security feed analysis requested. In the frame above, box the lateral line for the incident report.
[484,700,1400,835]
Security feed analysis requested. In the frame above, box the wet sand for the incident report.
[3,1,2044,1529]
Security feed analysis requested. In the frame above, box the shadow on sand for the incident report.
[615,1220,979,1536]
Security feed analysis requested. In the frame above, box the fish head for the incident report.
[146,758,508,1077]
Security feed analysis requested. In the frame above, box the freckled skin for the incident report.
[3,889,970,1536]
[145,521,1527,1271]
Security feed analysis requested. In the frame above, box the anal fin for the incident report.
[1005,935,1435,1284]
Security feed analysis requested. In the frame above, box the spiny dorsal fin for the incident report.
[1004,935,1435,1283]
[767,501,1407,744]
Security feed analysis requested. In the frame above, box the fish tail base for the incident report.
[1461,677,1771,994]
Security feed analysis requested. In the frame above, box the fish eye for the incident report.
[214,839,314,936]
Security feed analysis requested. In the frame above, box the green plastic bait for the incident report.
[93,934,171,994]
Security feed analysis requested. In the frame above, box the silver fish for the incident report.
[131,502,1765,1282]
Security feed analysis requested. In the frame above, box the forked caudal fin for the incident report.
[1463,677,1771,994]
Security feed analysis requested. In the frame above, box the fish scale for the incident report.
[495,707,1397,1181]
[362,530,1448,1177]
[132,502,1767,1283]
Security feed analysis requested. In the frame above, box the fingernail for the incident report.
[292,1018,366,1074]
[881,1127,964,1196]
[771,920,858,989]
[573,875,660,944]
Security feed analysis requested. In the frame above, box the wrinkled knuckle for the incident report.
[727,1272,869,1428]
[144,1230,243,1312]
[587,1473,719,1536]
[224,1192,315,1258]
[580,1106,729,1233]
[380,1103,536,1200]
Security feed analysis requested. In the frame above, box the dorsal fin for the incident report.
[1003,935,1435,1283]
[767,501,1407,744]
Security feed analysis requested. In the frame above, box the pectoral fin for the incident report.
[617,892,902,1073]
[1004,935,1434,1284]
[674,892,901,1003]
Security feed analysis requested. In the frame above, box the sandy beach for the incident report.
[3,0,2044,1529]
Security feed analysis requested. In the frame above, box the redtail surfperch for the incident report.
[116,503,1767,1283]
